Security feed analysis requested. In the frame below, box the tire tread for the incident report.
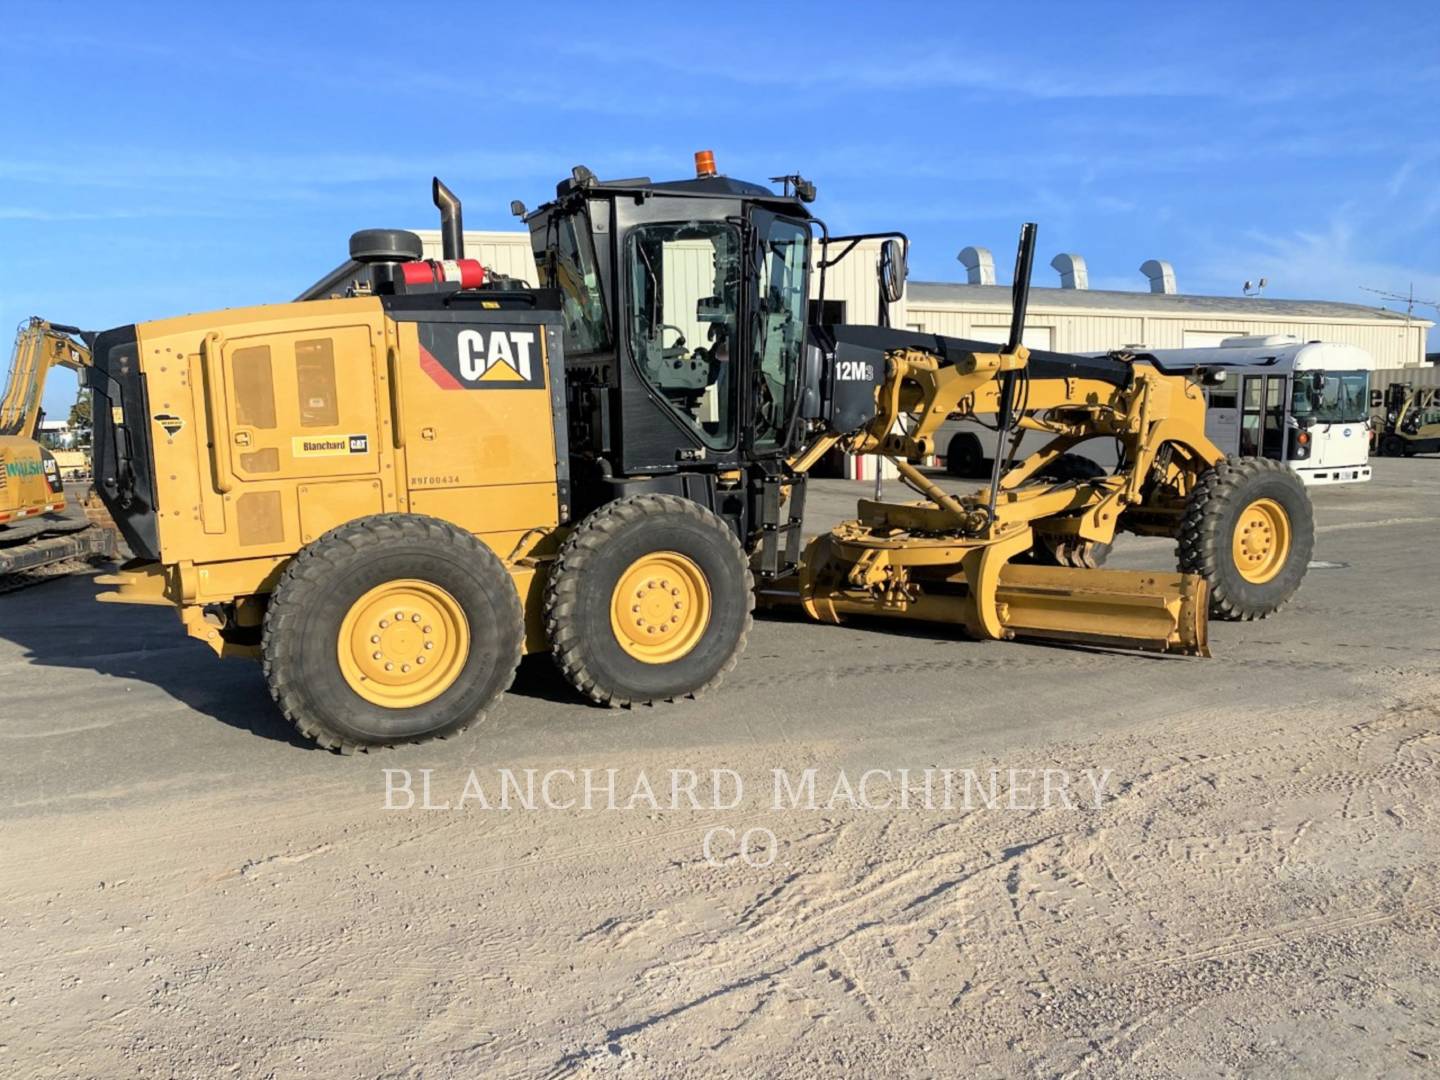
[262,513,523,753]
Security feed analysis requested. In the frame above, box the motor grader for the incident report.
[91,156,1313,751]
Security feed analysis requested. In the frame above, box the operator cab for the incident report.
[523,154,817,485]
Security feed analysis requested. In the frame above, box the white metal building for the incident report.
[902,282,1432,368]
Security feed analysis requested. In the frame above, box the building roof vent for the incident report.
[1140,259,1177,294]
[1221,334,1300,348]
[958,245,996,286]
[1050,252,1088,290]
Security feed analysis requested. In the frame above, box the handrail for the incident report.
[387,345,406,448]
[199,332,236,494]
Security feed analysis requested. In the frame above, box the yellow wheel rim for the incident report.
[1232,498,1292,584]
[337,580,469,708]
[609,551,711,664]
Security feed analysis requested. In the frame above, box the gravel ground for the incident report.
[2,459,1438,1078]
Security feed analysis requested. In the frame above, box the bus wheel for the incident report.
[1379,434,1405,457]
[944,432,985,478]
[1177,456,1313,621]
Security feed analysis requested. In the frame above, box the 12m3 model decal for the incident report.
[416,324,546,390]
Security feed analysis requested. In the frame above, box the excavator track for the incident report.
[0,516,116,594]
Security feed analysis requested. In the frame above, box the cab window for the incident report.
[751,217,810,450]
[624,221,741,450]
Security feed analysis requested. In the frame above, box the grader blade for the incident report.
[767,541,1210,658]
[994,564,1209,656]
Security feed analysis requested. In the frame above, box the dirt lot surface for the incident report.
[3,460,1439,1078]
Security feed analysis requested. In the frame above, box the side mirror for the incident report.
[1311,371,1326,391]
[880,239,907,305]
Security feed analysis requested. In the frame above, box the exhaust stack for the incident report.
[433,177,464,260]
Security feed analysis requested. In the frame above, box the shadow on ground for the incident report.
[0,569,312,749]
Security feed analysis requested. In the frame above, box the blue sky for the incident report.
[3,1,1437,417]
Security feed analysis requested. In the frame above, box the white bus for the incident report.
[1141,337,1373,486]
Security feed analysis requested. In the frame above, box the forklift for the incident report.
[1374,383,1440,456]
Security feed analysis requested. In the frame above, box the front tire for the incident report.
[262,514,523,752]
[1177,457,1313,621]
[544,494,753,706]
[1379,433,1405,457]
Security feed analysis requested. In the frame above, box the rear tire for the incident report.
[263,514,523,752]
[1177,456,1313,621]
[544,494,753,706]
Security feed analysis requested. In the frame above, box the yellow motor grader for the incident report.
[92,158,1313,750]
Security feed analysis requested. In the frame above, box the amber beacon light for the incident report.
[694,149,717,177]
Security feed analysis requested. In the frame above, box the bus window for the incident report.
[1208,389,1238,411]
[1293,371,1369,425]
[1241,376,1263,456]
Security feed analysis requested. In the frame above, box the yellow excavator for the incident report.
[0,318,115,588]
[91,157,1313,750]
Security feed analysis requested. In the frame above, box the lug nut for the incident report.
[423,625,432,634]
[411,613,421,623]
[380,619,389,628]
[384,662,394,672]
[424,641,434,650]
[401,664,410,673]
[373,651,383,660]
[416,656,426,665]
[370,635,380,644]
[395,611,404,621]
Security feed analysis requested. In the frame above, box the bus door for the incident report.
[1262,375,1286,459]
[1240,375,1287,460]
[1204,383,1240,454]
